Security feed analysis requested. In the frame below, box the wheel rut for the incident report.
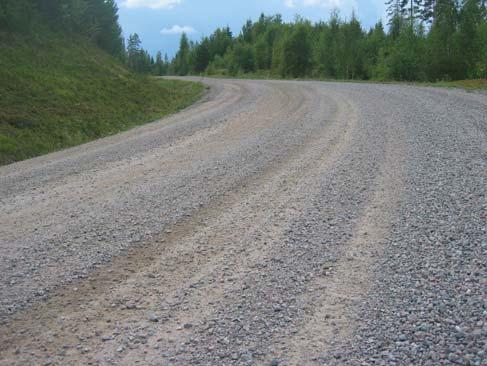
[2,78,482,366]
[1,82,357,366]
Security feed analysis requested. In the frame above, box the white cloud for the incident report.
[285,0,341,8]
[121,0,181,9]
[160,25,196,35]
[305,0,341,6]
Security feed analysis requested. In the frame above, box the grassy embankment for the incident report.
[0,32,205,166]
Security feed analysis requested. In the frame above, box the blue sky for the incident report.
[116,0,387,58]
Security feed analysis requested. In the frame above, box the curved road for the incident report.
[0,78,486,365]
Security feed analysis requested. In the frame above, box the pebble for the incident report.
[1,80,485,366]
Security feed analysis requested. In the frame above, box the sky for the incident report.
[116,0,387,58]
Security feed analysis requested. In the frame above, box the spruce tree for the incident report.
[175,33,190,76]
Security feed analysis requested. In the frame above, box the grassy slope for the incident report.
[0,32,204,165]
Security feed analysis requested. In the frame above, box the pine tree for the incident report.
[386,0,405,38]
[401,0,423,27]
[194,38,211,73]
[155,51,163,75]
[89,0,124,59]
[174,33,190,75]
[127,33,141,70]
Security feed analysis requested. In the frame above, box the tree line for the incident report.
[168,0,487,81]
[125,33,171,75]
[0,0,125,59]
[2,0,485,81]
[0,0,170,75]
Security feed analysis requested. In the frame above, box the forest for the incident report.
[161,0,487,81]
[0,0,166,75]
[1,0,486,81]
[0,0,125,58]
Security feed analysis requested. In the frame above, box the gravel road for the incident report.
[0,78,486,366]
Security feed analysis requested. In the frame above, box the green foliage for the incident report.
[154,52,169,76]
[125,33,170,76]
[0,0,124,59]
[371,48,391,80]
[426,0,463,80]
[209,27,233,58]
[173,33,191,76]
[193,38,210,73]
[230,42,255,74]
[458,0,486,77]
[0,0,37,32]
[126,33,156,74]
[169,0,487,83]
[339,13,366,79]
[476,22,487,78]
[389,27,426,80]
[280,22,312,77]
[364,21,387,78]
[0,32,204,165]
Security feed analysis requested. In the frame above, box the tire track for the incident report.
[0,82,355,366]
[283,117,407,365]
[1,78,483,366]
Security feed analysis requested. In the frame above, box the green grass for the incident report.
[0,32,205,166]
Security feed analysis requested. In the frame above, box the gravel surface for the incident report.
[0,78,485,365]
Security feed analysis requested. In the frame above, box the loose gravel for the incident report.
[318,86,487,366]
[0,79,485,365]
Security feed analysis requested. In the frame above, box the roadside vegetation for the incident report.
[160,0,487,84]
[0,34,204,165]
[0,1,204,165]
[425,79,487,89]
